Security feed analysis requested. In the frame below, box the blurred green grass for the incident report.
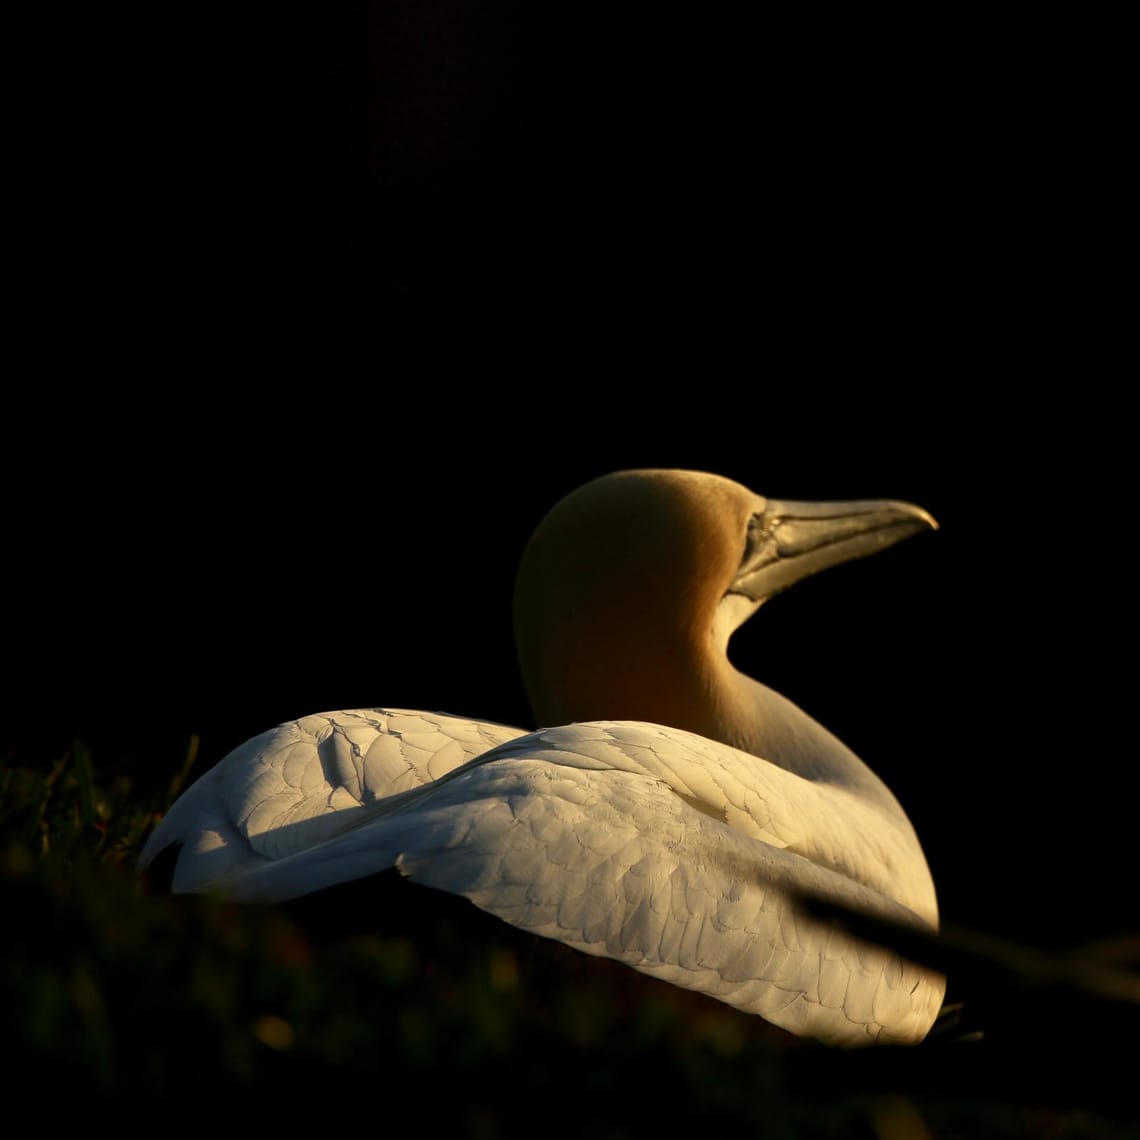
[3,738,1135,1138]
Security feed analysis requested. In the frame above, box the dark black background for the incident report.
[7,6,1132,955]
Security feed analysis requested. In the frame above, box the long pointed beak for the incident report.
[731,498,938,602]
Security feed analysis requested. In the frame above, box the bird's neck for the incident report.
[526,622,717,739]
[529,626,899,810]
[714,668,885,787]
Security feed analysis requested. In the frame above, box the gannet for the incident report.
[139,469,946,1046]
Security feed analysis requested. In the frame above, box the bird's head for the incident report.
[513,469,936,729]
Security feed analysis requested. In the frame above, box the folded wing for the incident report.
[143,716,944,1045]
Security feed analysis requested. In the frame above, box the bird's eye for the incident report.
[742,513,768,567]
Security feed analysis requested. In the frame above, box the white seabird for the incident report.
[139,469,945,1046]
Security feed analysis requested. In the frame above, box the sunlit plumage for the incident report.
[139,469,945,1046]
